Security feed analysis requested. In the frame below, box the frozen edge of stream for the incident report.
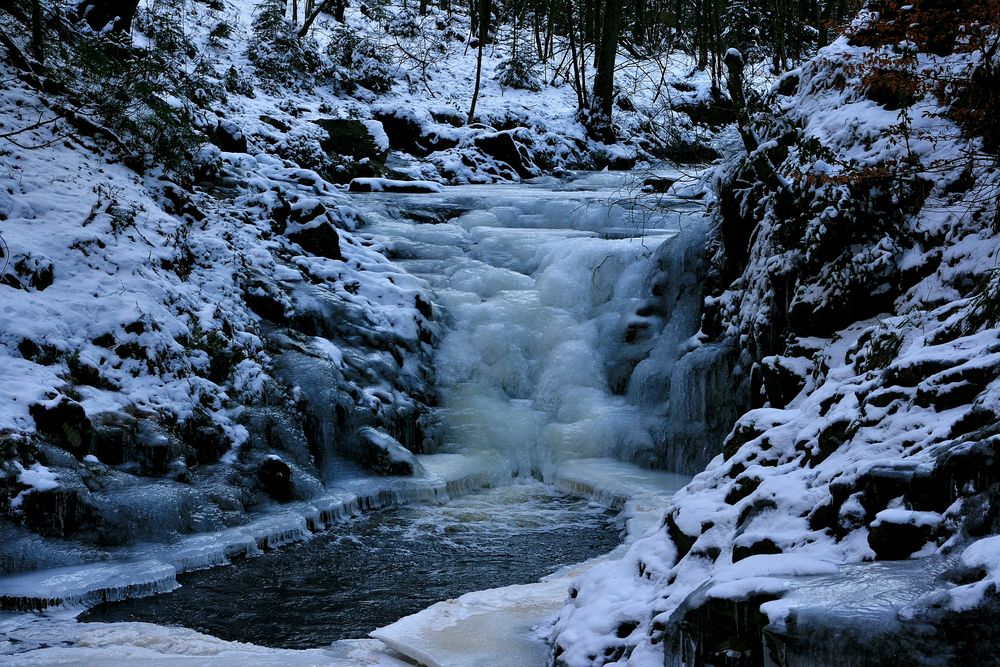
[0,452,511,611]
[369,459,691,667]
[0,457,689,666]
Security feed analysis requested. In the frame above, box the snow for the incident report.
[0,613,411,666]
[350,177,444,192]
[11,463,59,506]
[549,14,1000,665]
[6,0,995,662]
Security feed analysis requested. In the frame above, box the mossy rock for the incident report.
[313,119,388,163]
[29,398,93,460]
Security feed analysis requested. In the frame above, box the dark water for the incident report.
[80,484,620,648]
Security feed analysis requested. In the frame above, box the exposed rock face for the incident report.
[19,488,83,538]
[29,399,92,460]
[868,510,940,560]
[473,131,539,179]
[549,12,1000,664]
[90,411,138,466]
[373,110,458,156]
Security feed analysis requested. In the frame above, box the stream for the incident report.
[75,170,701,654]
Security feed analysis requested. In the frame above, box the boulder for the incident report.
[213,120,248,153]
[313,118,389,162]
[732,537,783,562]
[474,131,539,178]
[286,216,344,261]
[258,456,294,502]
[641,176,678,193]
[29,398,93,459]
[75,0,139,32]
[868,509,941,560]
[355,426,422,476]
[373,110,458,156]
[760,355,810,409]
[91,411,138,465]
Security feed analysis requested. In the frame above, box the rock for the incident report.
[674,96,738,127]
[213,120,248,153]
[665,510,700,562]
[949,405,1000,438]
[807,480,855,535]
[915,363,995,411]
[260,114,291,132]
[592,149,637,171]
[355,426,422,476]
[136,419,176,473]
[19,487,82,538]
[864,387,911,408]
[91,411,138,465]
[800,418,856,466]
[640,176,677,193]
[75,0,139,32]
[313,118,389,162]
[348,178,443,193]
[244,279,289,323]
[29,398,93,459]
[732,537,783,562]
[883,358,955,388]
[258,456,293,502]
[723,420,766,460]
[17,338,61,365]
[161,183,206,221]
[776,70,800,96]
[288,199,328,225]
[473,131,539,178]
[181,416,229,466]
[868,509,941,560]
[759,355,809,409]
[665,584,780,667]
[725,475,762,505]
[2,253,54,291]
[373,110,458,156]
[659,138,721,164]
[286,216,344,261]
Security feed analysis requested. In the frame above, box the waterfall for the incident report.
[358,174,748,476]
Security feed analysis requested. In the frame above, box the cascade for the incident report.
[359,172,746,476]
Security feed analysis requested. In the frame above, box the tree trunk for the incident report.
[633,0,645,46]
[469,0,479,41]
[567,0,585,109]
[468,0,491,123]
[30,0,43,63]
[593,0,619,118]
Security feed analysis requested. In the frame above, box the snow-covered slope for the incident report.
[550,13,1000,667]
